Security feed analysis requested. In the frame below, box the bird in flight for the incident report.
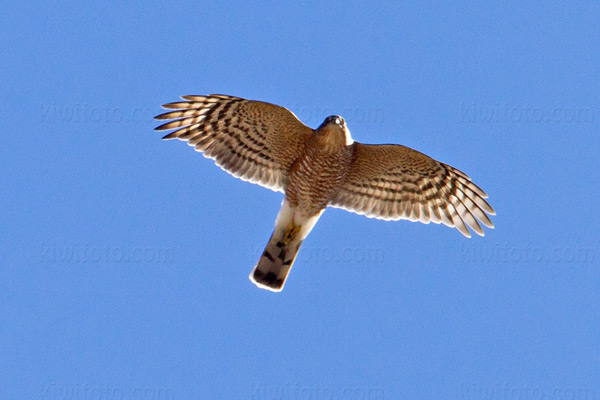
[155,94,495,292]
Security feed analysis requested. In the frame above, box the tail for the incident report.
[250,230,303,292]
[249,199,323,292]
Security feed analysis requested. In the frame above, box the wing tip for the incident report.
[154,121,174,131]
[459,228,472,238]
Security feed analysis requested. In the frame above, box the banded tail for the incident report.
[249,200,322,292]
[250,230,304,292]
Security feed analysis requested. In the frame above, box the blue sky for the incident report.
[2,2,599,399]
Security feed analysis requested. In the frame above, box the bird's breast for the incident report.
[285,145,353,213]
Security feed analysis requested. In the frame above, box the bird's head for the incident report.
[316,115,354,147]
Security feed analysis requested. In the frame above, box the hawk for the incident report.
[155,94,495,292]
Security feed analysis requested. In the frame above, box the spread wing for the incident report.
[329,143,495,237]
[155,94,313,192]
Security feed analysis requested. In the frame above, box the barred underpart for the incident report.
[329,143,495,237]
[155,94,313,193]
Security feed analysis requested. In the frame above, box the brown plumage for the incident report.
[155,94,495,292]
